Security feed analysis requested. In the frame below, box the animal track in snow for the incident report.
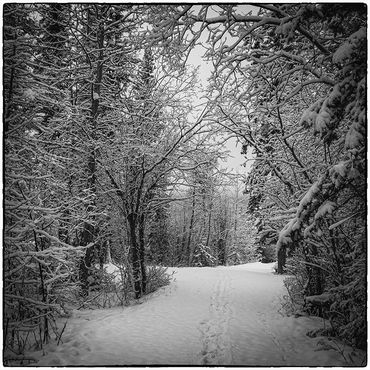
[198,270,233,365]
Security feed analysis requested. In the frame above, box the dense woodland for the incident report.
[4,3,366,360]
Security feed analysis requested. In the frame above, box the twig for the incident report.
[57,321,68,346]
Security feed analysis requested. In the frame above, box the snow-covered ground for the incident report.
[34,262,365,366]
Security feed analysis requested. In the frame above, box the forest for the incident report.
[3,3,366,364]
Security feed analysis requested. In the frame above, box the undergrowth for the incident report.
[4,264,174,366]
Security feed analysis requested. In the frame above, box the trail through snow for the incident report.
[35,262,364,366]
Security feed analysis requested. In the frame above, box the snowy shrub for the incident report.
[281,255,308,314]
[4,225,85,362]
[78,263,175,308]
[86,267,116,292]
[106,263,137,307]
[73,262,135,309]
[145,265,175,294]
[85,264,175,305]
[328,243,367,349]
[282,277,305,317]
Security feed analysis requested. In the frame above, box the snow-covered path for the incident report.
[36,263,362,366]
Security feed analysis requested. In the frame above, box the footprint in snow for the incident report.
[198,272,233,365]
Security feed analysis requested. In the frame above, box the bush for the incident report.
[282,247,367,350]
[282,276,306,316]
[78,263,175,308]
[145,265,175,294]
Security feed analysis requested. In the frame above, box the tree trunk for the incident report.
[205,200,213,247]
[217,238,226,265]
[180,209,187,264]
[187,189,196,266]
[138,213,147,294]
[79,15,105,295]
[99,240,109,269]
[128,212,143,298]
[221,205,229,265]
[79,222,95,296]
[307,243,324,296]
[277,246,286,274]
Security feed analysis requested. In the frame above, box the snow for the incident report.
[277,176,327,250]
[331,161,348,178]
[314,201,336,220]
[333,27,366,64]
[104,262,121,279]
[330,160,350,187]
[24,88,37,100]
[299,98,324,129]
[32,262,365,366]
[314,105,331,134]
[345,124,364,149]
